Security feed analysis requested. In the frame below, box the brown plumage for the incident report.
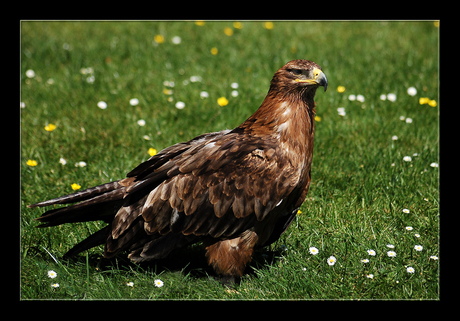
[29,59,327,283]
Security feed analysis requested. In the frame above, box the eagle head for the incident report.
[271,59,328,93]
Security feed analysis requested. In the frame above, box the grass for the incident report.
[20,21,439,300]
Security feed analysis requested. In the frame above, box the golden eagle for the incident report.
[30,59,327,283]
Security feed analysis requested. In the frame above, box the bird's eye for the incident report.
[291,69,303,75]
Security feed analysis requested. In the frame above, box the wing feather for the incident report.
[106,129,300,259]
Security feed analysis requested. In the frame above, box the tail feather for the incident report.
[28,180,124,208]
[31,180,128,228]
[63,225,111,258]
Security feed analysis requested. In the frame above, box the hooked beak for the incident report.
[295,68,328,92]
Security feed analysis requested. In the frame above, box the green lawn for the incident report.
[20,21,439,300]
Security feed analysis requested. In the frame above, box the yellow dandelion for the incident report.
[210,47,218,55]
[233,21,243,29]
[71,183,81,190]
[433,21,439,28]
[337,86,346,93]
[224,27,233,36]
[428,99,437,107]
[148,148,158,157]
[154,34,165,44]
[44,123,56,132]
[315,115,321,122]
[26,159,38,167]
[419,97,430,105]
[297,210,302,215]
[195,20,205,26]
[263,21,274,30]
[217,97,229,107]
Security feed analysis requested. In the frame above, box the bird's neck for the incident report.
[239,88,316,152]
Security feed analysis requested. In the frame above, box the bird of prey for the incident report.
[29,59,327,283]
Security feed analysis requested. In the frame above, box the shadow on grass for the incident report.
[59,243,284,284]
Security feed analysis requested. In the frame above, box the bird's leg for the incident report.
[205,232,258,284]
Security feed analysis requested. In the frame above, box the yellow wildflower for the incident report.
[419,97,430,105]
[224,27,233,36]
[263,21,274,30]
[233,22,243,29]
[195,21,205,26]
[71,183,81,190]
[148,148,157,157]
[44,123,56,132]
[297,210,302,215]
[217,97,229,107]
[433,21,439,28]
[154,34,165,44]
[315,115,322,122]
[210,47,218,55]
[337,86,346,93]
[428,99,437,107]
[26,159,38,167]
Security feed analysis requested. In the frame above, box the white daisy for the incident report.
[175,101,185,109]
[366,274,374,279]
[407,87,417,96]
[129,98,139,106]
[75,161,87,167]
[51,283,60,288]
[380,94,387,101]
[337,107,346,116]
[190,75,202,83]
[356,94,365,102]
[97,101,107,109]
[430,255,438,260]
[405,226,413,231]
[387,93,397,102]
[309,247,319,255]
[26,69,35,78]
[391,135,398,141]
[403,209,410,214]
[414,245,423,252]
[126,282,134,287]
[348,94,356,101]
[430,162,438,168]
[200,91,209,98]
[361,259,369,263]
[154,279,164,288]
[59,157,67,165]
[231,82,239,89]
[406,266,415,273]
[327,256,337,266]
[405,118,413,123]
[386,244,395,248]
[171,36,181,44]
[48,270,57,279]
[387,251,397,257]
[403,156,412,162]
[367,249,376,256]
[137,119,146,126]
